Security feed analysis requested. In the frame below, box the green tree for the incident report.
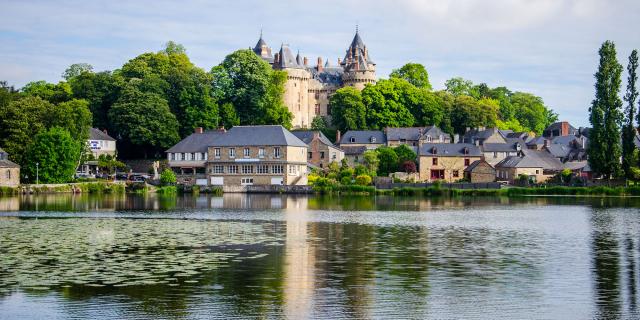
[445,77,478,97]
[69,70,124,130]
[160,169,177,186]
[62,63,93,80]
[588,41,624,179]
[52,99,93,142]
[23,127,81,183]
[363,150,379,176]
[163,41,186,55]
[311,116,328,130]
[211,49,291,128]
[510,92,556,134]
[0,81,20,110]
[21,80,72,104]
[108,83,180,158]
[393,144,417,164]
[355,174,372,186]
[329,86,367,131]
[97,154,126,175]
[219,102,240,129]
[450,95,499,134]
[390,63,432,90]
[376,146,399,176]
[622,50,639,179]
[362,78,416,129]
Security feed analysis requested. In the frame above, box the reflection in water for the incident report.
[0,193,639,319]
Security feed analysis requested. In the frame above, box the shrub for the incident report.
[341,176,352,185]
[160,169,177,186]
[355,174,372,186]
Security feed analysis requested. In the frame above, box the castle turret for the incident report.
[341,28,376,90]
[253,32,273,63]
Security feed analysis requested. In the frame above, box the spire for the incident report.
[296,50,302,65]
[253,30,272,59]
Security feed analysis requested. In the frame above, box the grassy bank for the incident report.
[314,185,376,196]
[378,185,640,197]
[22,182,126,194]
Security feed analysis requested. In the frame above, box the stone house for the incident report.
[78,128,118,175]
[464,160,496,183]
[462,127,507,146]
[481,138,524,166]
[495,149,564,184]
[0,148,20,187]
[543,121,577,138]
[291,130,344,169]
[418,143,482,182]
[166,127,226,185]
[338,130,386,166]
[206,126,308,187]
[386,126,450,150]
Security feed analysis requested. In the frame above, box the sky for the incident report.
[1,0,639,127]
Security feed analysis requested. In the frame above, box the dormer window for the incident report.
[370,137,376,143]
[463,147,469,155]
[427,136,432,142]
[350,137,356,143]
[431,147,437,154]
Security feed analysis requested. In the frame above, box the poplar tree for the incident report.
[588,41,624,179]
[622,50,639,179]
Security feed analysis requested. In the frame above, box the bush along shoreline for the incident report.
[379,185,640,197]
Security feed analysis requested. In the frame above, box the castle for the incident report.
[252,29,377,128]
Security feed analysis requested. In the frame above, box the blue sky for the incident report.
[1,0,639,127]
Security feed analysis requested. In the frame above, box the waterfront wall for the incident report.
[377,182,502,190]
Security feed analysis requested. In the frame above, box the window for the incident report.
[289,165,298,175]
[274,147,282,158]
[464,158,470,166]
[257,165,269,174]
[371,137,377,143]
[272,165,284,174]
[243,148,250,157]
[354,156,359,162]
[453,170,459,178]
[315,104,320,115]
[195,153,201,161]
[213,165,224,174]
[350,137,356,143]
[202,152,207,160]
[332,153,336,160]
[494,152,498,158]
[432,158,438,166]
[427,136,432,142]
[228,165,238,174]
[242,165,253,174]
[241,177,254,185]
[6,170,10,180]
[536,169,540,174]
[320,151,325,159]
[258,148,265,158]
[214,148,221,158]
[308,152,313,159]
[229,148,236,158]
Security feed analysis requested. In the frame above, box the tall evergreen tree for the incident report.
[588,41,624,179]
[622,50,638,179]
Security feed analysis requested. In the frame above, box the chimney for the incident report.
[274,53,280,64]
[338,58,342,65]
[313,131,320,140]
[561,121,569,136]
[195,127,203,134]
[103,129,108,135]
[543,139,549,148]
[317,57,323,72]
[303,56,308,66]
[335,130,341,144]
[217,126,226,133]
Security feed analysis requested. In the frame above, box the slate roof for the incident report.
[0,159,19,168]
[209,125,307,147]
[496,149,563,170]
[166,130,225,153]
[277,44,303,69]
[545,122,577,134]
[340,130,386,145]
[552,135,579,146]
[546,144,572,158]
[482,138,524,152]
[342,146,368,155]
[526,136,546,146]
[89,128,116,141]
[506,132,530,140]
[386,126,447,141]
[291,130,336,147]
[308,67,343,86]
[464,160,493,172]
[563,161,589,171]
[462,127,505,144]
[419,143,482,157]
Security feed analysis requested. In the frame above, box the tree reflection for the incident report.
[590,209,622,319]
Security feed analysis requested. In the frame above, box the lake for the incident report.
[0,193,639,319]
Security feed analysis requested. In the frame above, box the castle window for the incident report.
[315,104,320,115]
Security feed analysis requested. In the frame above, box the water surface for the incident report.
[0,194,639,319]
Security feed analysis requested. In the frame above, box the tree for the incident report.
[588,41,624,179]
[622,50,639,179]
[355,174,372,186]
[400,160,417,173]
[52,99,93,142]
[160,169,177,186]
[97,154,126,175]
[108,83,180,158]
[0,81,20,110]
[62,63,93,80]
[219,102,240,129]
[163,41,186,55]
[211,49,291,128]
[362,78,416,129]
[311,116,328,130]
[450,95,499,134]
[393,144,417,164]
[69,70,124,130]
[329,86,367,131]
[21,80,72,104]
[445,77,477,97]
[510,92,556,134]
[390,63,432,90]
[23,127,81,183]
[376,146,399,176]
[363,150,379,176]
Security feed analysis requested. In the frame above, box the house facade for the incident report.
[166,128,225,185]
[205,126,308,186]
[464,160,496,183]
[291,130,344,169]
[88,128,117,158]
[338,130,386,167]
[418,143,482,182]
[0,148,20,187]
[495,149,564,184]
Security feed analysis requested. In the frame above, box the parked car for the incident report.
[128,175,148,182]
[115,173,128,181]
[75,172,95,179]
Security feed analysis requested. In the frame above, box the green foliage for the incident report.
[97,154,126,174]
[211,49,291,128]
[0,81,20,110]
[510,92,556,134]
[69,70,124,130]
[390,63,432,90]
[160,169,177,186]
[21,80,72,104]
[219,102,240,129]
[393,144,417,164]
[445,77,477,97]
[108,83,180,157]
[62,63,93,80]
[363,150,379,176]
[450,95,499,134]
[311,116,328,130]
[376,146,399,176]
[329,86,367,131]
[362,78,416,129]
[588,41,624,179]
[355,174,372,186]
[24,127,81,183]
[622,50,639,179]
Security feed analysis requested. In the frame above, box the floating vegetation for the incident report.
[0,218,282,294]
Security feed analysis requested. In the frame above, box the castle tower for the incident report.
[253,32,273,63]
[276,44,311,128]
[340,29,376,90]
